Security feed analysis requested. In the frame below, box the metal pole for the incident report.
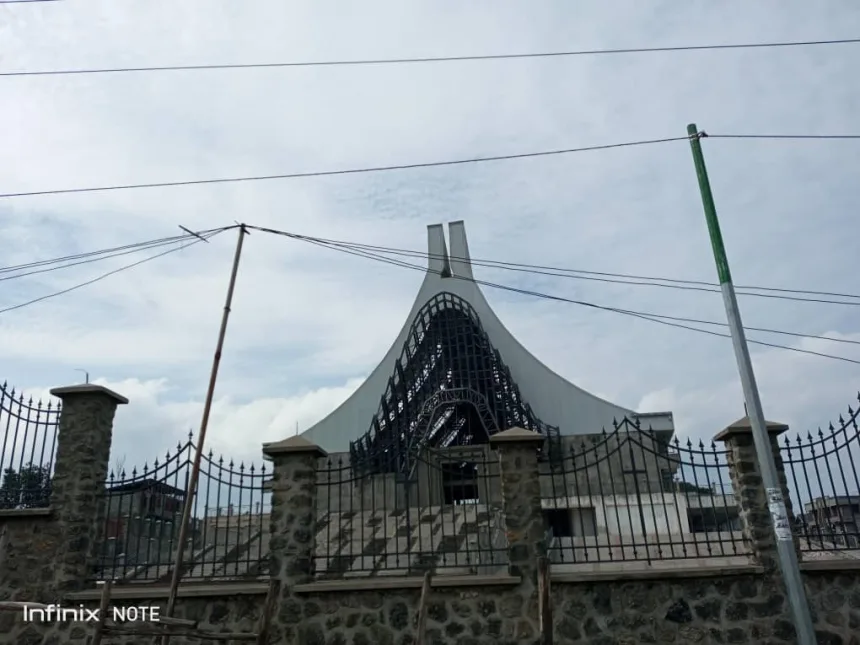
[160,224,248,645]
[686,124,816,643]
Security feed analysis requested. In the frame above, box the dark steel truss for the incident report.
[350,292,559,476]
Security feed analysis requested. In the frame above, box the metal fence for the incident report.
[781,396,860,554]
[0,382,59,509]
[94,435,270,582]
[314,444,507,579]
[541,418,745,566]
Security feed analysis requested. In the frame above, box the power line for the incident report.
[0,227,233,281]
[262,230,860,306]
[249,225,860,365]
[708,134,860,140]
[0,137,688,198]
[313,237,860,347]
[5,132,860,200]
[4,37,860,77]
[0,229,225,315]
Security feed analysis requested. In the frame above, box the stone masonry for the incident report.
[716,417,801,569]
[1,394,860,644]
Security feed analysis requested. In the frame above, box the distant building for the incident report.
[100,479,189,577]
[800,495,860,548]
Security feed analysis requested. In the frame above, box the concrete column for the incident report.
[714,415,800,569]
[490,427,546,581]
[262,435,326,645]
[49,384,127,592]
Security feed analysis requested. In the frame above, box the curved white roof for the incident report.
[300,221,673,452]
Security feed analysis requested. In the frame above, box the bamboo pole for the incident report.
[90,581,113,645]
[415,571,432,645]
[538,556,552,645]
[161,225,248,645]
[255,579,279,645]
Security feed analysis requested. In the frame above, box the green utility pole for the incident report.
[686,123,816,643]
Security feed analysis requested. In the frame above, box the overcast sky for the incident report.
[1,1,859,475]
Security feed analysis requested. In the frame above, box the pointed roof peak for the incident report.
[426,221,474,281]
[426,224,451,277]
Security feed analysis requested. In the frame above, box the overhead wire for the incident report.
[0,137,688,199]
[3,37,860,77]
[2,133,859,200]
[0,228,227,315]
[246,225,860,365]
[269,233,860,306]
[0,226,234,281]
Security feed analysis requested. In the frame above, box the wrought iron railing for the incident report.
[781,395,860,554]
[541,418,746,565]
[93,435,270,582]
[314,444,507,578]
[0,382,59,510]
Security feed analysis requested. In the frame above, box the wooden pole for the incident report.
[255,579,279,645]
[90,581,113,645]
[538,556,552,645]
[415,571,432,645]
[160,225,249,645]
[254,579,279,645]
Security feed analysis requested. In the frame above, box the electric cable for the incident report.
[3,133,858,200]
[4,38,859,77]
[271,233,860,306]
[0,227,233,281]
[0,229,225,315]
[707,134,860,140]
[248,225,860,365]
[0,137,688,199]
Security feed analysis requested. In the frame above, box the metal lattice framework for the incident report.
[350,292,559,475]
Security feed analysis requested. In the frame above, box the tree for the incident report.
[0,463,51,509]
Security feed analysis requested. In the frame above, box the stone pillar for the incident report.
[715,415,800,569]
[262,435,327,645]
[49,384,128,592]
[490,427,546,582]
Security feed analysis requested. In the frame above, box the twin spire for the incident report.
[426,221,474,281]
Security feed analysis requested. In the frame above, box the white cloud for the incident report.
[1,0,859,473]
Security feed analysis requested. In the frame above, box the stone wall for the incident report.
[0,587,266,645]
[2,386,860,644]
[4,565,859,644]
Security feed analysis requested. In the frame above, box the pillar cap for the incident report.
[262,435,327,459]
[50,384,128,405]
[714,415,789,442]
[489,426,544,445]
